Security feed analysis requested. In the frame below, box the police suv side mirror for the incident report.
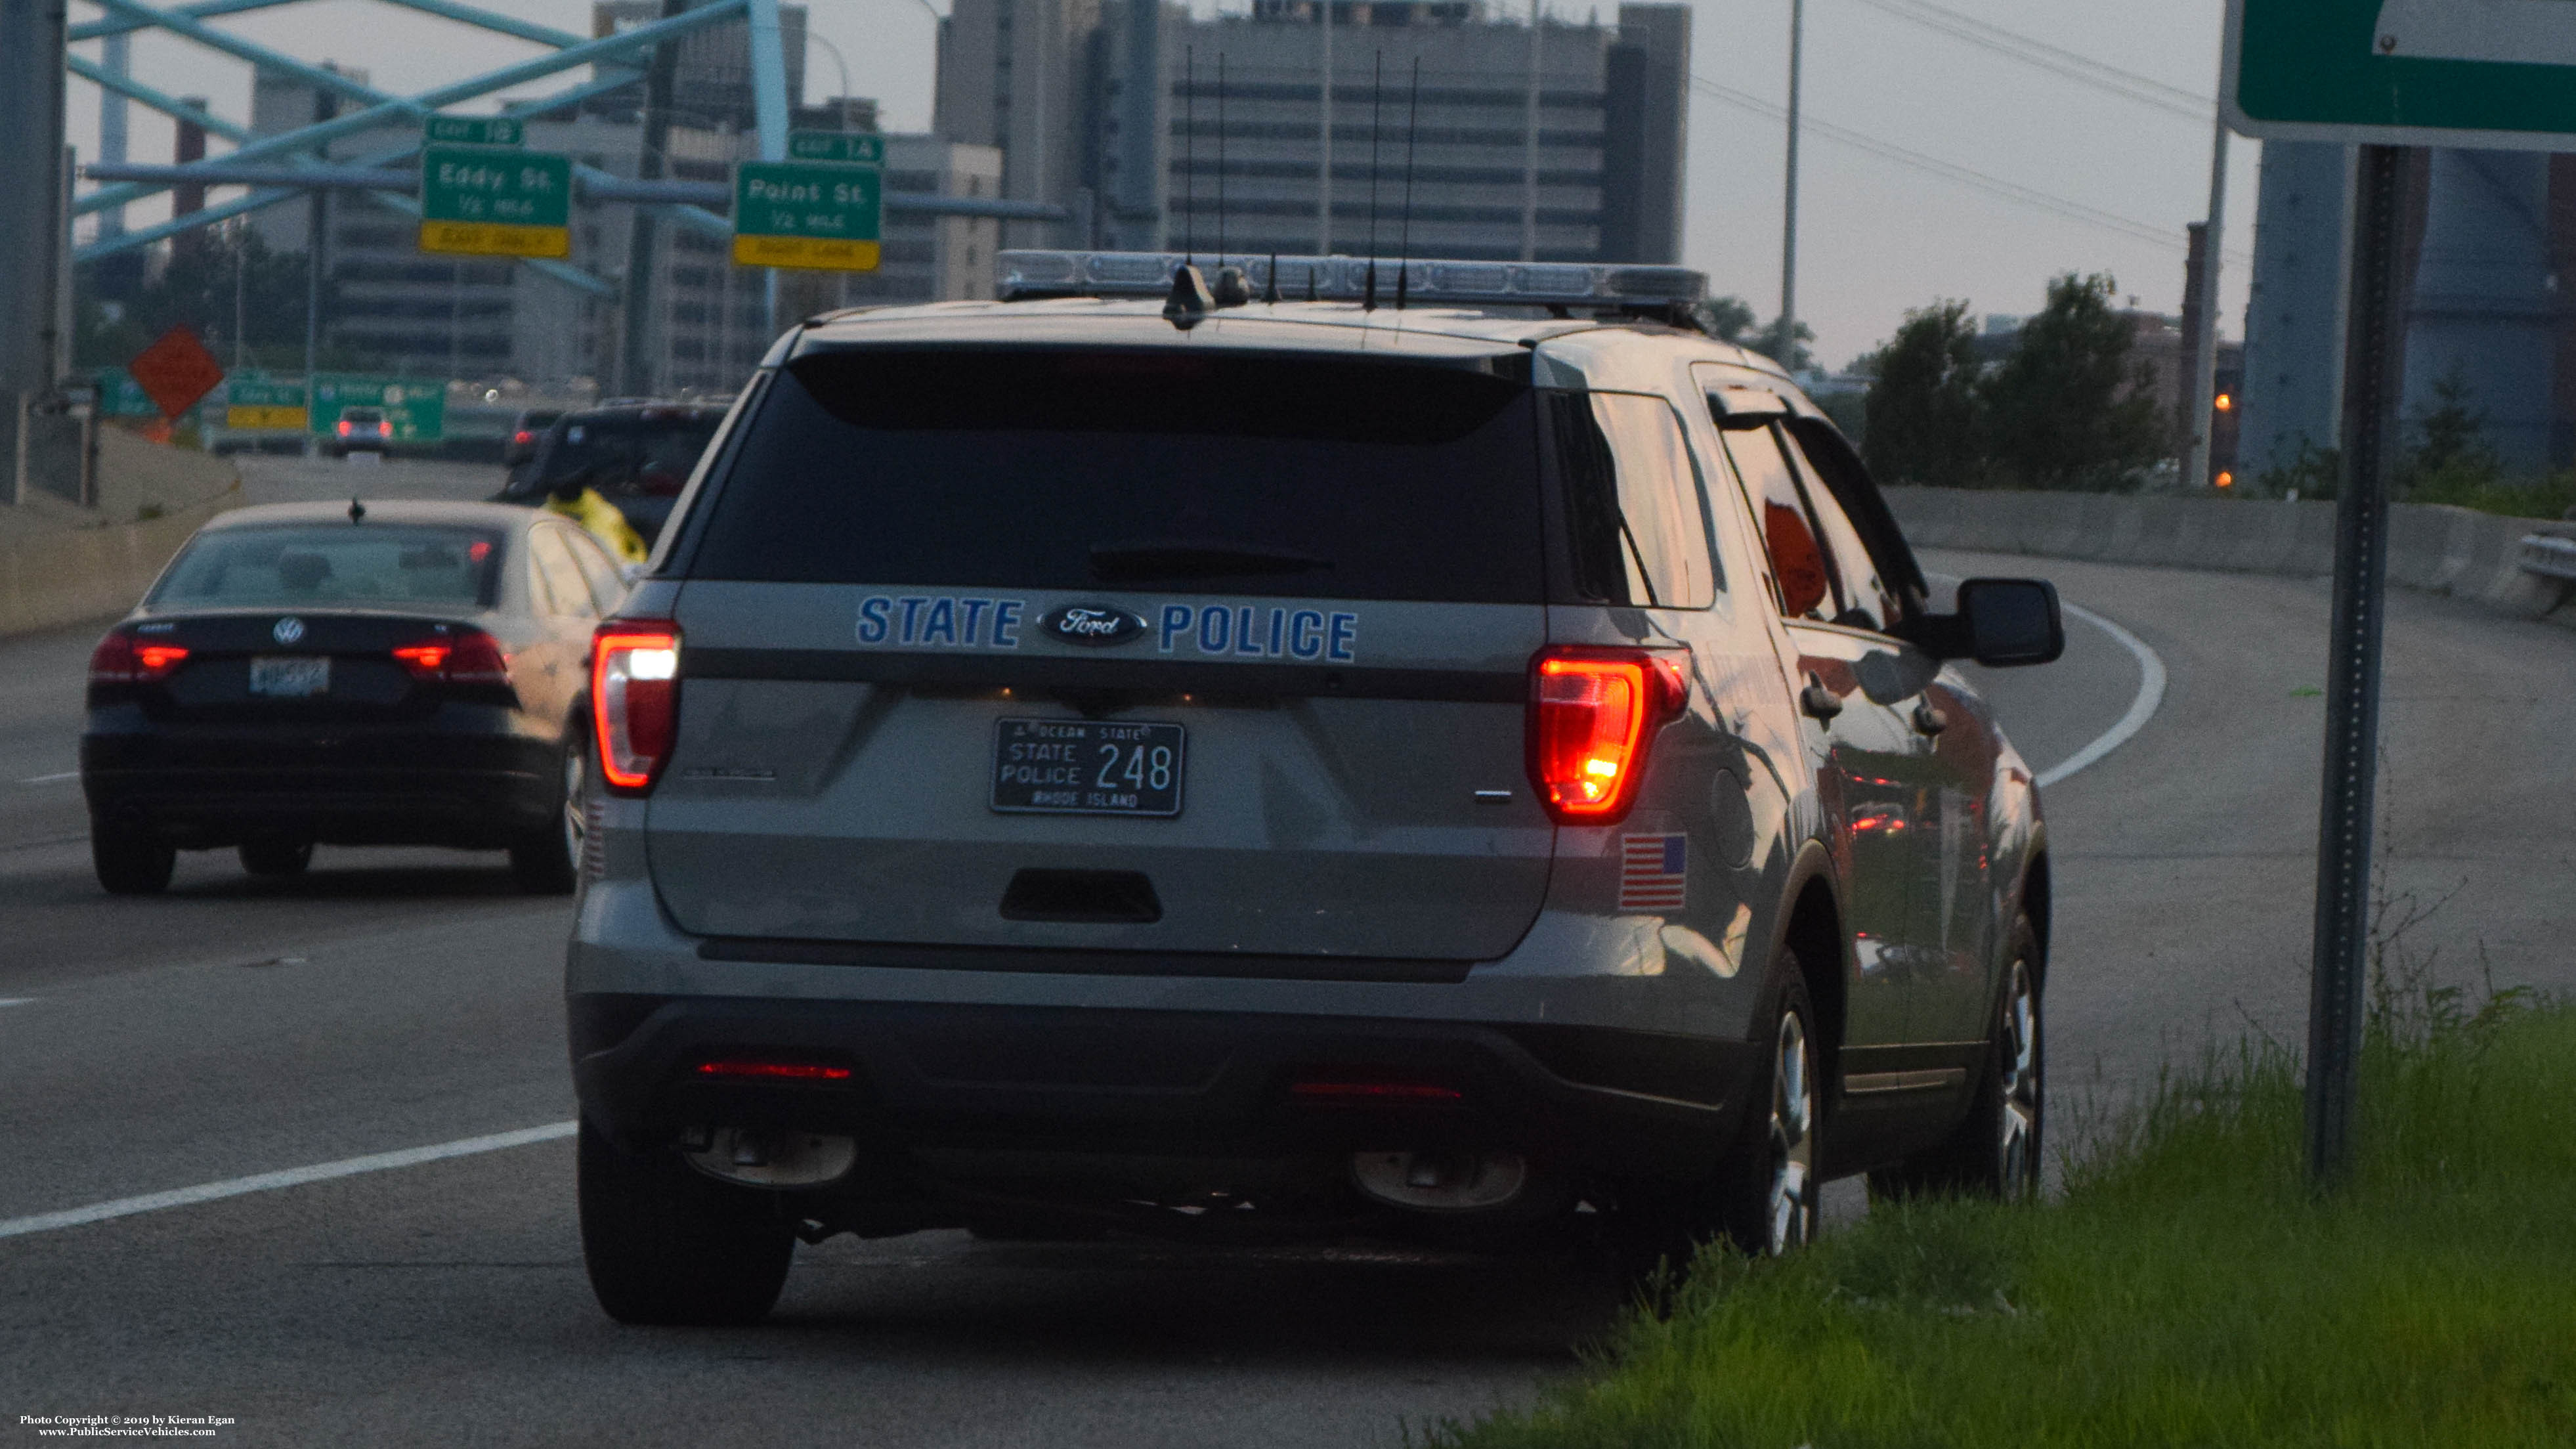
[1947,578,2065,666]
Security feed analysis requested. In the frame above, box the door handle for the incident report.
[1799,674,1843,722]
[1912,701,1949,736]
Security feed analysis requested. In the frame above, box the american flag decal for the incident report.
[1620,834,1688,911]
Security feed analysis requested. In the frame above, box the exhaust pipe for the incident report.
[681,1125,857,1188]
[1349,1150,1528,1212]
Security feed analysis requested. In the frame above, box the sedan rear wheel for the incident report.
[93,816,175,896]
[509,731,585,896]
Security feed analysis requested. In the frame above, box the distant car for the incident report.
[80,500,631,896]
[502,407,567,487]
[330,406,392,458]
[493,403,725,545]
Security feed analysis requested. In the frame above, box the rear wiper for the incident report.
[1088,540,1332,582]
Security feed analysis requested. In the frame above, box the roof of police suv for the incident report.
[788,295,1778,369]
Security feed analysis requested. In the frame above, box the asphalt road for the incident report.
[4,464,2569,1445]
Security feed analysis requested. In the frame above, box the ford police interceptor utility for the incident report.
[566,253,2064,1324]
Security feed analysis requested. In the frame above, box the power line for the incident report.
[1690,74,2254,268]
[1837,0,2212,122]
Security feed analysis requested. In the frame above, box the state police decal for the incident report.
[1038,604,1146,647]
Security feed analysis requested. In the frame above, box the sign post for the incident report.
[418,143,572,259]
[730,132,883,272]
[2223,0,2576,1184]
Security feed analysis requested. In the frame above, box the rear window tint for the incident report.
[152,525,502,609]
[533,414,721,499]
[681,350,1545,603]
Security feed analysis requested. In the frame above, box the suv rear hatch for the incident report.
[648,345,1553,965]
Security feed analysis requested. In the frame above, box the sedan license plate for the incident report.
[249,655,330,698]
[991,719,1184,817]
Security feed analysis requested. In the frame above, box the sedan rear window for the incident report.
[681,349,1545,603]
[152,525,503,609]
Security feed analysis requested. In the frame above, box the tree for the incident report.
[1746,314,1816,374]
[1858,299,1981,489]
[77,223,319,372]
[2403,366,2502,488]
[1691,295,1757,343]
[1977,272,2168,491]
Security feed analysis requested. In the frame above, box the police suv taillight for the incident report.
[591,622,681,794]
[1528,647,1689,825]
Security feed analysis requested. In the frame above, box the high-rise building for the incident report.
[934,0,1104,248]
[1065,0,1688,264]
[589,1,807,130]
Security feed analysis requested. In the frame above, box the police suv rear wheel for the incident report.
[577,1119,794,1326]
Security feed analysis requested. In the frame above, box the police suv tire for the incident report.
[1868,914,2044,1203]
[93,817,175,896]
[238,839,313,878]
[577,1119,794,1326]
[1612,949,1824,1280]
[509,731,584,896]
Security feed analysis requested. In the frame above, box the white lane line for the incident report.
[0,998,33,1008]
[2036,600,2167,789]
[0,1121,576,1242]
[16,771,78,785]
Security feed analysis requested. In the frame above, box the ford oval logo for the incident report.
[272,616,307,645]
[1039,605,1146,647]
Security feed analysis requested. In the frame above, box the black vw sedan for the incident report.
[80,500,627,896]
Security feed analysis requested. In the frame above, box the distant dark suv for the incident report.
[565,253,2065,1325]
[494,402,725,544]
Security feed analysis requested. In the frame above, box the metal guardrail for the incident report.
[2520,533,2576,582]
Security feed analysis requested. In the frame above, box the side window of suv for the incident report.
[1715,422,1842,624]
[1550,391,1719,609]
[1780,430,1903,632]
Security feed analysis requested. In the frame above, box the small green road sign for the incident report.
[425,116,523,147]
[732,160,882,272]
[2225,0,2576,148]
[308,375,446,442]
[786,131,886,165]
[418,144,572,258]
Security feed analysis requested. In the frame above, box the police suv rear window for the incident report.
[681,349,1546,604]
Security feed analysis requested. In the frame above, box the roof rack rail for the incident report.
[997,251,1709,319]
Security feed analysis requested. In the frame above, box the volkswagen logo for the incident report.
[272,617,307,645]
[1037,604,1146,647]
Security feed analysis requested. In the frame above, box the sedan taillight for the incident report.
[593,622,680,794]
[1528,647,1689,825]
[89,630,189,683]
[391,628,510,684]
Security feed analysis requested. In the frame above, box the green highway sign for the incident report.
[2225,0,2576,148]
[786,131,886,165]
[425,116,523,147]
[732,159,882,272]
[418,144,572,258]
[224,377,309,432]
[308,375,446,442]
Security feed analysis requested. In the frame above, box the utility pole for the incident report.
[1779,0,1803,372]
[1521,0,1541,261]
[302,85,333,457]
[2185,116,2232,489]
[620,0,687,400]
[1,0,71,438]
[1318,0,1333,253]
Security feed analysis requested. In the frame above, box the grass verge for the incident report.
[1432,987,2576,1448]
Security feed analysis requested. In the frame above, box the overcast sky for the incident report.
[64,0,2261,370]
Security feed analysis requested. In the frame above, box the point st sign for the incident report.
[732,156,882,272]
[418,144,573,258]
[2225,0,2576,148]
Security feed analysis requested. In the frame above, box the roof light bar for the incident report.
[997,251,1707,313]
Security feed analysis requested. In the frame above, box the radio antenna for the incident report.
[1396,55,1420,310]
[1182,46,1197,265]
[1364,50,1383,311]
[1216,52,1229,269]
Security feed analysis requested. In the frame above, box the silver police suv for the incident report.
[567,254,2064,1324]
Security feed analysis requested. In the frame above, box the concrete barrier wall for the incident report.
[1,431,243,638]
[1883,487,2576,627]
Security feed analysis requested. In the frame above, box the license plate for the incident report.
[249,655,330,698]
[991,718,1185,817]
